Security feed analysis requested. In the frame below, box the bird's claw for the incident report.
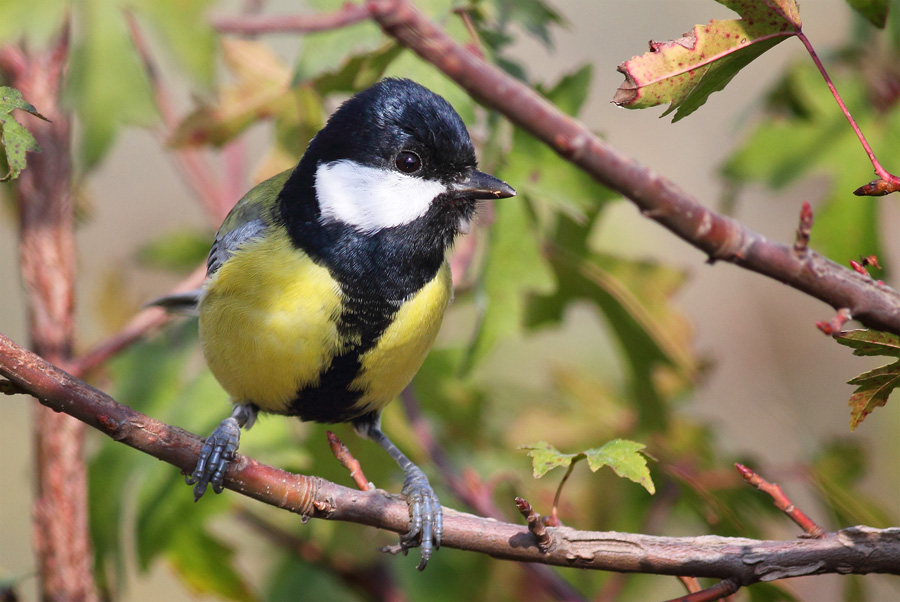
[185,416,241,501]
[400,465,442,570]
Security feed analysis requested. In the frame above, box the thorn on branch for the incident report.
[853,177,900,196]
[816,308,852,337]
[515,497,553,553]
[663,578,740,602]
[735,463,825,539]
[793,201,813,256]
[327,431,371,491]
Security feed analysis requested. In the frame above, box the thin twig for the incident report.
[678,576,702,594]
[515,497,553,552]
[327,431,371,491]
[816,308,852,337]
[662,578,740,602]
[735,463,825,538]
[549,461,576,527]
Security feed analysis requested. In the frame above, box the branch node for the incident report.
[816,308,852,337]
[793,200,813,256]
[735,463,825,539]
[515,497,553,553]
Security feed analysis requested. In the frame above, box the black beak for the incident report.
[449,170,516,201]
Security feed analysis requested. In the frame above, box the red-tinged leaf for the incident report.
[835,329,900,358]
[835,330,900,429]
[614,0,801,121]
[847,362,899,430]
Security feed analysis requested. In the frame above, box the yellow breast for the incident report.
[350,262,452,414]
[198,229,343,412]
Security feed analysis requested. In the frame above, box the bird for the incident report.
[153,78,515,569]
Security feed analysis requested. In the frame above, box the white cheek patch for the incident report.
[315,159,447,233]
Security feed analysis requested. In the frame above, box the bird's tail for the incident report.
[144,289,203,315]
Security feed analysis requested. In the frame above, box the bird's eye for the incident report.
[395,150,422,174]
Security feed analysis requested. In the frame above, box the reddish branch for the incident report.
[664,579,740,602]
[327,431,371,491]
[3,27,99,601]
[2,334,899,583]
[735,464,825,538]
[365,0,900,337]
[212,3,370,35]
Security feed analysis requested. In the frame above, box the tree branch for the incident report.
[1,332,898,583]
[365,0,900,336]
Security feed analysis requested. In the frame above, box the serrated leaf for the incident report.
[584,439,655,494]
[835,329,900,357]
[0,87,46,181]
[520,439,654,493]
[844,0,889,28]
[835,330,900,429]
[614,0,801,121]
[65,0,158,167]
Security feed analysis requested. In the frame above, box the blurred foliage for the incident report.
[0,0,893,600]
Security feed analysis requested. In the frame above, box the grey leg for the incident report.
[358,418,442,570]
[186,403,257,501]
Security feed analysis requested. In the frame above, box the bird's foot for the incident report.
[400,464,443,571]
[185,416,241,501]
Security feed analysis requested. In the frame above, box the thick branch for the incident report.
[1,333,898,583]
[212,3,370,35]
[366,0,900,336]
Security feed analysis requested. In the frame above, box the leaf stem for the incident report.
[550,460,578,526]
[797,32,895,183]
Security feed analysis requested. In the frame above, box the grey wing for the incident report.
[206,218,267,276]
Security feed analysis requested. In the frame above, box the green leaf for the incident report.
[844,0,889,28]
[65,0,158,167]
[167,526,256,602]
[614,0,801,121]
[835,330,900,429]
[520,439,655,493]
[585,439,655,494]
[520,440,578,478]
[0,87,46,181]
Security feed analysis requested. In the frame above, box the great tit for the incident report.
[155,78,515,569]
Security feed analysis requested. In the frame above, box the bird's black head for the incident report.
[279,78,514,254]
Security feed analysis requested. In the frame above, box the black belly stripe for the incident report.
[276,170,456,424]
